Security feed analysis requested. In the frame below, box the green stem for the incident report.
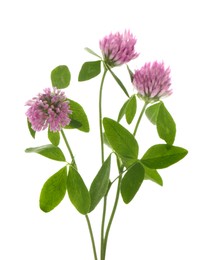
[99,68,108,260]
[61,130,98,260]
[100,196,107,259]
[99,68,108,164]
[133,102,149,136]
[85,215,98,260]
[102,158,123,260]
[60,129,77,168]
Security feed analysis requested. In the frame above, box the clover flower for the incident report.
[99,30,139,67]
[133,61,172,102]
[25,87,72,132]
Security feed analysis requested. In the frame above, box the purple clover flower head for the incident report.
[25,87,72,132]
[99,30,139,67]
[133,61,172,102]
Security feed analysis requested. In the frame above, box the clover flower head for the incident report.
[25,87,72,132]
[133,61,172,102]
[99,30,139,67]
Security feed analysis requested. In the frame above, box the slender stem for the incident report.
[85,215,98,260]
[60,129,77,168]
[99,68,108,164]
[100,196,107,259]
[98,68,108,260]
[133,102,149,136]
[61,130,98,260]
[102,158,123,260]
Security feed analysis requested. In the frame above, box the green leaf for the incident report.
[25,144,66,162]
[48,129,60,146]
[103,132,111,148]
[67,119,82,129]
[107,66,129,97]
[125,95,137,124]
[141,144,188,169]
[103,118,139,166]
[89,155,111,212]
[121,163,144,204]
[117,95,137,124]
[157,103,176,145]
[64,99,89,132]
[126,65,134,82]
[143,166,163,186]
[40,166,67,212]
[78,61,101,81]
[67,166,90,214]
[117,99,129,122]
[145,102,161,124]
[51,65,71,89]
[146,102,176,145]
[27,119,36,138]
[84,47,102,59]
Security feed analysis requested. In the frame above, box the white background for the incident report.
[1,0,217,259]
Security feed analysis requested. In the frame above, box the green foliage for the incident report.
[103,132,111,147]
[121,163,145,204]
[51,65,71,89]
[126,65,134,82]
[106,66,129,97]
[157,103,176,145]
[143,166,163,186]
[25,144,66,162]
[103,117,139,166]
[146,102,176,145]
[125,95,137,124]
[145,102,161,124]
[117,99,128,122]
[141,144,188,169]
[78,61,101,81]
[40,167,67,212]
[65,99,90,132]
[89,155,111,212]
[48,129,60,146]
[67,166,90,214]
[84,47,102,59]
[118,95,137,124]
[27,119,36,138]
